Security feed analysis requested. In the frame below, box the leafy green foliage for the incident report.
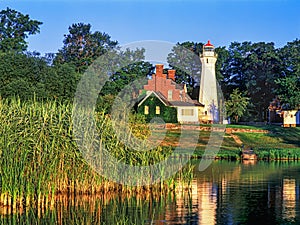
[167,42,203,93]
[137,94,178,123]
[101,61,154,96]
[54,23,118,73]
[215,46,230,82]
[0,51,80,101]
[276,39,300,109]
[96,94,115,113]
[225,89,249,123]
[0,8,42,52]
[222,41,281,121]
[44,63,81,100]
[0,52,47,99]
[275,76,300,109]
[96,60,154,114]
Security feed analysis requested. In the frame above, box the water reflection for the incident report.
[164,180,217,224]
[1,160,300,224]
[282,179,297,222]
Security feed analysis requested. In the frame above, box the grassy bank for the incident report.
[234,125,300,160]
[161,124,300,160]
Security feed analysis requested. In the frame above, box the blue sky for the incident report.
[1,0,300,55]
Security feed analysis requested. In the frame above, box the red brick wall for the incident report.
[143,65,185,101]
[144,74,185,101]
[167,70,175,81]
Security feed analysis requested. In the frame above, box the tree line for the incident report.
[0,7,299,122]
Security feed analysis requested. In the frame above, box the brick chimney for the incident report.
[168,70,176,81]
[156,64,164,77]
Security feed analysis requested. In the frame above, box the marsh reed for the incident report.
[0,98,194,211]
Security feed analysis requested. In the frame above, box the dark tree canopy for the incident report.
[215,46,230,83]
[0,8,42,52]
[221,41,281,121]
[167,41,229,95]
[54,23,118,73]
[275,39,300,109]
[101,61,154,96]
[0,51,80,101]
[0,52,47,99]
[167,42,203,94]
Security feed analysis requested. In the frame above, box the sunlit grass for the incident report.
[235,129,300,149]
[163,124,300,159]
[0,97,194,210]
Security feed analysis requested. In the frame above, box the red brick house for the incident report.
[138,64,203,123]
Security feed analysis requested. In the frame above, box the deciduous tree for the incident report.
[225,89,249,123]
[54,23,118,73]
[167,42,203,93]
[276,39,300,109]
[222,41,281,121]
[0,8,42,52]
[0,52,47,99]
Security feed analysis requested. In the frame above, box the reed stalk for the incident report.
[0,97,194,211]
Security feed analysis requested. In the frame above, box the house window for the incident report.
[156,106,160,114]
[144,106,149,115]
[181,109,194,116]
[168,90,173,101]
[179,90,183,101]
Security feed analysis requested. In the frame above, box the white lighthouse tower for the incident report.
[199,40,219,123]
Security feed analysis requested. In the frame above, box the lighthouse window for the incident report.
[207,58,209,63]
[204,47,214,52]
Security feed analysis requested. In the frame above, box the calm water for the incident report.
[1,160,300,224]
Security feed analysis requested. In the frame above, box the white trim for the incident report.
[138,91,168,107]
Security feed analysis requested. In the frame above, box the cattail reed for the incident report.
[0,97,194,212]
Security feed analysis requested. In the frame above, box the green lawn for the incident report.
[162,125,300,159]
[234,126,300,149]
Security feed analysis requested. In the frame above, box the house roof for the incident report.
[138,91,170,107]
[138,90,203,108]
[169,101,203,107]
[173,81,185,91]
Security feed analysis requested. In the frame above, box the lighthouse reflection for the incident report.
[160,161,300,225]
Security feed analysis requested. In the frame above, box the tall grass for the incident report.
[254,148,300,160]
[0,98,80,209]
[0,97,193,211]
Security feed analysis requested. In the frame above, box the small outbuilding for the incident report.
[283,110,300,127]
